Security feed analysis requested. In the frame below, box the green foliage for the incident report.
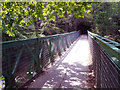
[43,2,92,18]
[0,75,5,88]
[1,2,26,37]
[1,2,92,40]
[90,2,119,42]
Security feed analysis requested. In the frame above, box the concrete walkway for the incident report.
[27,35,94,89]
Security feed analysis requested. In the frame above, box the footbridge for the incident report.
[1,31,120,89]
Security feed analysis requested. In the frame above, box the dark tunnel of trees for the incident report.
[2,2,120,42]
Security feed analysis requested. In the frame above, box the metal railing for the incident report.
[88,31,120,88]
[1,31,80,89]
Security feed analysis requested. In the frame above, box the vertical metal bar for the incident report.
[4,50,16,88]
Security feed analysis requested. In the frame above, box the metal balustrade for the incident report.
[1,30,120,89]
[88,31,120,88]
[1,31,80,89]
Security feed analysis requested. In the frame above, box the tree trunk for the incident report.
[73,15,77,31]
[33,18,42,37]
[55,14,58,27]
[34,21,39,37]
[64,11,68,32]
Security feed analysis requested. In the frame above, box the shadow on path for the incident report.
[26,35,95,89]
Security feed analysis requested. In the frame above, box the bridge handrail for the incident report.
[88,31,120,88]
[2,30,80,89]
[2,31,78,49]
[88,31,120,68]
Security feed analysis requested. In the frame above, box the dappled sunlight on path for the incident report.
[27,35,94,89]
[62,35,92,67]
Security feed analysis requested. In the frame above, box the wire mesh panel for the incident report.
[88,32,120,88]
[2,31,80,89]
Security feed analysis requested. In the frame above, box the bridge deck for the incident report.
[26,35,95,88]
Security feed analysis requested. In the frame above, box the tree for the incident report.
[90,2,120,42]
[1,2,93,40]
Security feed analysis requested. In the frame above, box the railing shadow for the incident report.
[26,35,95,89]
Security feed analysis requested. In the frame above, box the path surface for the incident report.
[27,35,94,89]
